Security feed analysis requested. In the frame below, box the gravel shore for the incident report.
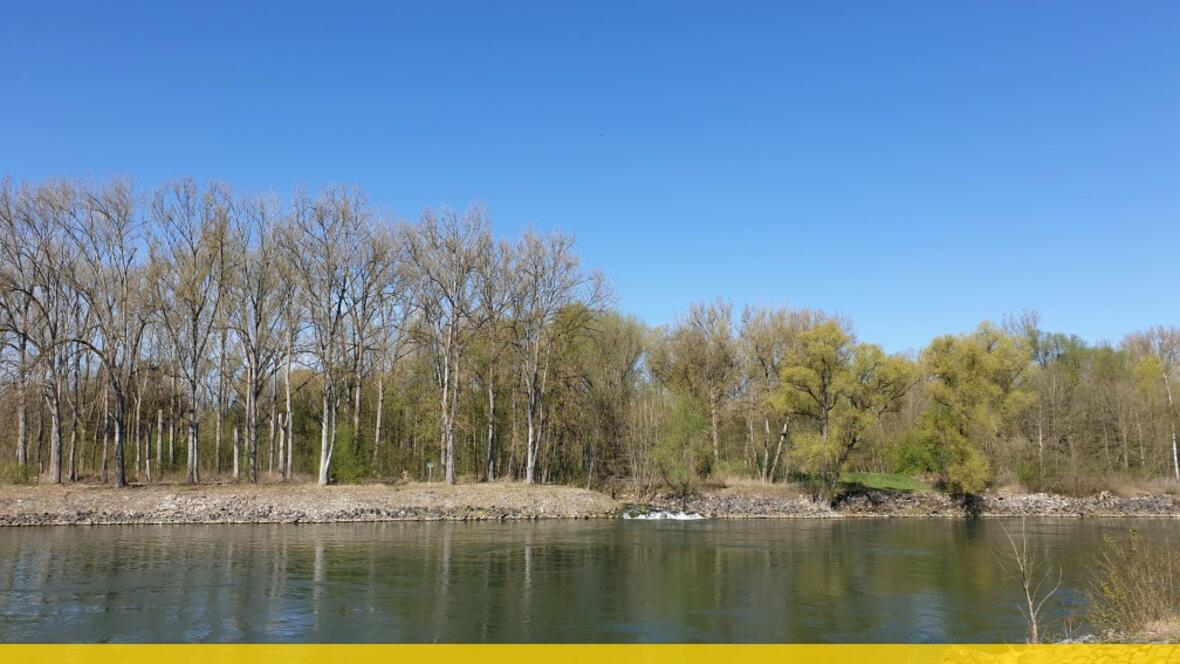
[647,486,1180,519]
[0,482,1176,526]
[0,483,622,526]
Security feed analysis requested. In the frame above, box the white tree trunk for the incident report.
[318,384,332,485]
[485,373,496,482]
[284,335,294,481]
[525,381,538,485]
[1164,373,1179,481]
[16,341,27,466]
[372,376,384,470]
[48,385,63,484]
[156,409,163,482]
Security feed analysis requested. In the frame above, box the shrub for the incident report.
[943,445,990,496]
[1085,529,1179,635]
[893,428,937,476]
[654,393,710,493]
[327,427,371,484]
[709,458,750,485]
[0,462,37,485]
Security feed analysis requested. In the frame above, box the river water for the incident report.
[1,518,1176,642]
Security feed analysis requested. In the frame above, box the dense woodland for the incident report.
[1,177,1177,498]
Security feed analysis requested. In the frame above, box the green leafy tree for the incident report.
[648,300,736,468]
[653,393,710,492]
[773,322,915,499]
[912,323,1033,495]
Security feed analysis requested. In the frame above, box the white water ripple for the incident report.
[622,510,706,521]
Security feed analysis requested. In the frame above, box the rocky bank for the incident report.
[0,483,621,526]
[644,487,1180,519]
[0,482,1176,526]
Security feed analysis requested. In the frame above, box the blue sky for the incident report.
[2,1,1178,352]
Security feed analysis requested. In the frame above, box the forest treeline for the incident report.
[1,176,1178,497]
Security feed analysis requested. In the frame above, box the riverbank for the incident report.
[646,484,1180,518]
[0,483,621,526]
[0,482,1177,526]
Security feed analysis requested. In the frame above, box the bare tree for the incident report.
[369,227,410,474]
[1125,327,1180,481]
[995,519,1063,644]
[0,182,85,483]
[648,299,737,470]
[510,230,607,484]
[0,178,34,469]
[149,179,230,483]
[285,187,369,485]
[343,218,395,457]
[405,207,490,485]
[739,306,831,482]
[741,305,792,482]
[688,300,737,466]
[227,194,292,482]
[473,239,514,481]
[69,179,150,488]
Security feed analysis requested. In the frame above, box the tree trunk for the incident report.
[277,413,286,479]
[133,391,141,481]
[761,415,772,483]
[100,391,109,484]
[186,379,199,484]
[485,372,496,482]
[232,426,239,480]
[769,420,788,482]
[67,389,79,483]
[156,409,163,482]
[710,393,720,467]
[284,332,294,481]
[1164,372,1179,481]
[318,383,332,485]
[285,409,294,481]
[113,405,126,489]
[48,384,63,484]
[144,421,152,483]
[16,340,27,466]
[168,373,176,466]
[440,345,453,484]
[284,339,293,481]
[35,406,44,474]
[525,378,539,485]
[247,363,257,483]
[352,375,362,454]
[1037,411,1045,480]
[372,375,385,471]
[215,327,226,475]
[269,372,277,476]
[509,388,518,480]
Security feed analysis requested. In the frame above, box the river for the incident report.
[1,518,1176,642]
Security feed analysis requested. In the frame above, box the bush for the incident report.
[654,393,710,493]
[893,425,990,496]
[893,429,937,476]
[943,445,990,496]
[1085,529,1179,635]
[0,462,37,484]
[709,458,750,484]
[327,427,371,484]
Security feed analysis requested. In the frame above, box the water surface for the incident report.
[1,518,1176,642]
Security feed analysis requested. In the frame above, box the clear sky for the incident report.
[3,1,1178,352]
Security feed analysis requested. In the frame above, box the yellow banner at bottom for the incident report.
[0,644,1176,664]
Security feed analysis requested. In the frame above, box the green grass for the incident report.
[840,471,930,493]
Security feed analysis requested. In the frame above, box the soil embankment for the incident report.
[644,485,1180,519]
[0,482,1176,526]
[0,482,622,526]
